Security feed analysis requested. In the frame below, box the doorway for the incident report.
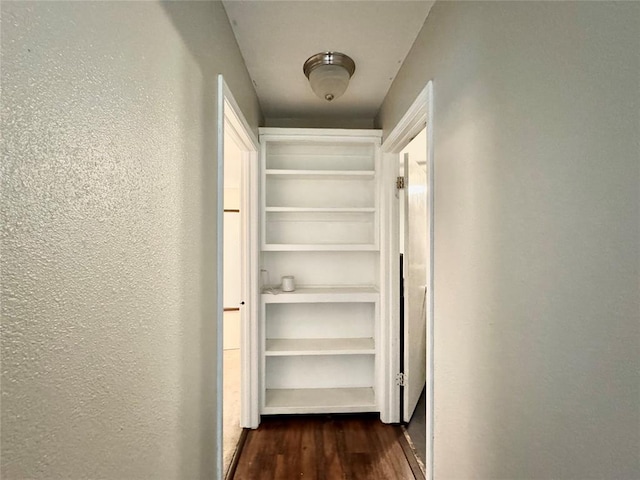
[216,75,260,480]
[381,81,434,480]
[222,129,244,474]
[399,128,428,469]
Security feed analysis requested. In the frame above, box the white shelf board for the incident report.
[265,207,375,213]
[259,127,382,139]
[263,387,376,414]
[265,338,375,356]
[262,286,379,303]
[262,244,379,252]
[265,169,375,180]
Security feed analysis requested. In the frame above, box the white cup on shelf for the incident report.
[281,276,295,292]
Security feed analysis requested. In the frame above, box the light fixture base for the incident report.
[303,52,356,79]
[303,52,356,102]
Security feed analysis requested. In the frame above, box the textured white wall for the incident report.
[1,2,260,478]
[378,2,639,479]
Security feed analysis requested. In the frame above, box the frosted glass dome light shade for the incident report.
[308,65,350,102]
[303,52,355,102]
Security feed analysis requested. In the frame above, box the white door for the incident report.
[403,151,428,422]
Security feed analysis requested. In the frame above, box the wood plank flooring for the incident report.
[230,414,422,480]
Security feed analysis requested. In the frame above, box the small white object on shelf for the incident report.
[281,275,295,292]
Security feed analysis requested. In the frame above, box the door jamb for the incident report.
[216,75,260,479]
[380,81,434,480]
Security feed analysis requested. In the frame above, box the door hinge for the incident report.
[395,372,407,387]
[396,176,405,190]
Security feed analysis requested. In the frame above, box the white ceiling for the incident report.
[222,0,434,122]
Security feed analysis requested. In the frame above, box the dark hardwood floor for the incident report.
[229,414,423,480]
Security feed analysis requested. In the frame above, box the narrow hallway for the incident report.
[228,415,423,480]
[3,3,638,480]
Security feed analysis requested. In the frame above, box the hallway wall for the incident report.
[377,2,639,479]
[1,2,260,479]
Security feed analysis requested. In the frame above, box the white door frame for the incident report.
[216,75,260,479]
[380,81,434,480]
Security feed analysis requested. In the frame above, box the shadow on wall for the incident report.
[161,3,261,479]
[162,3,220,478]
[161,2,262,133]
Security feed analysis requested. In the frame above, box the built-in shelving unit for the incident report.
[259,128,382,415]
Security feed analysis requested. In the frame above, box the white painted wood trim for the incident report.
[262,244,379,252]
[380,85,429,154]
[425,81,435,480]
[261,286,378,302]
[377,146,392,423]
[223,82,259,151]
[263,387,376,415]
[259,127,382,139]
[265,207,376,213]
[381,81,435,480]
[265,170,375,179]
[259,141,267,253]
[260,134,381,146]
[215,75,225,480]
[245,147,261,430]
[377,150,397,424]
[265,338,375,356]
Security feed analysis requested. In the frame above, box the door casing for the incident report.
[380,81,434,480]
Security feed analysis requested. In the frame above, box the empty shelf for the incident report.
[265,338,375,356]
[265,169,375,180]
[261,286,379,303]
[264,387,376,414]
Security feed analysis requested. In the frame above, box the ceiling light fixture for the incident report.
[303,52,356,102]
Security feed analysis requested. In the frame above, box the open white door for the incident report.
[403,150,428,422]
